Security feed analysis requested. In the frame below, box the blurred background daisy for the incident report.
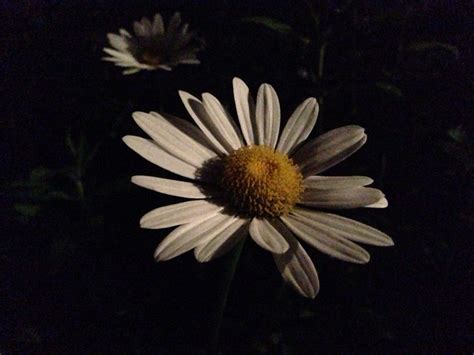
[103,12,202,75]
[1,1,472,353]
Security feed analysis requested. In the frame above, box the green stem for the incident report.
[209,238,246,355]
[317,42,327,107]
[318,42,327,80]
[76,179,85,200]
[75,176,87,209]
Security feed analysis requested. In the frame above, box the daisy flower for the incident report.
[103,12,201,75]
[123,78,393,298]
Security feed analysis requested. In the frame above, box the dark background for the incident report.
[1,0,473,353]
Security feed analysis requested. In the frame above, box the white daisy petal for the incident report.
[152,13,165,35]
[119,28,132,38]
[167,12,182,32]
[154,212,232,261]
[178,59,200,64]
[202,93,244,150]
[140,17,153,34]
[102,56,123,63]
[140,200,223,229]
[153,112,219,154]
[165,12,182,42]
[133,17,152,38]
[276,98,319,154]
[123,68,141,75]
[304,176,373,190]
[179,91,231,154]
[273,224,320,298]
[256,84,281,148]
[133,20,149,37]
[115,61,153,70]
[233,77,256,145]
[157,65,172,71]
[101,55,137,65]
[182,23,190,34]
[102,49,155,71]
[103,48,136,62]
[292,208,393,246]
[365,197,389,208]
[300,187,384,209]
[173,25,193,49]
[122,136,197,179]
[109,61,141,68]
[132,111,217,167]
[281,214,370,264]
[131,176,208,199]
[194,217,249,262]
[249,218,289,254]
[107,33,129,51]
[292,125,367,177]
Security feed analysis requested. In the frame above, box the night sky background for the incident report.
[1,0,473,353]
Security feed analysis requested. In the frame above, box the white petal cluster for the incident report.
[103,12,201,75]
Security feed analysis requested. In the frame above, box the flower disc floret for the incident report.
[220,146,304,217]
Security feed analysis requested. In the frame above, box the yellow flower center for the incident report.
[220,145,304,217]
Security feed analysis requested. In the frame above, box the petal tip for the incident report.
[308,97,318,105]
[154,251,164,262]
[366,197,389,208]
[132,111,147,122]
[178,90,195,101]
[122,135,133,144]
[385,236,395,247]
[276,243,290,254]
[195,254,209,263]
[232,77,244,84]
[139,215,153,229]
[154,245,169,261]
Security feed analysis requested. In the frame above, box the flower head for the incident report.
[103,12,201,75]
[123,78,393,298]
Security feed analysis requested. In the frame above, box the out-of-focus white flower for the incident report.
[103,12,202,75]
[123,78,393,298]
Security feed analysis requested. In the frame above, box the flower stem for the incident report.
[209,238,246,355]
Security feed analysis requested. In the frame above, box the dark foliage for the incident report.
[1,0,472,353]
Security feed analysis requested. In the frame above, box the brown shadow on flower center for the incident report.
[194,157,248,219]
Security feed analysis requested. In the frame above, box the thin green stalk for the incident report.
[318,42,327,80]
[317,42,327,108]
[209,238,246,355]
[75,179,85,201]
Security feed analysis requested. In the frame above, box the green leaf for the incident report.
[407,41,459,58]
[30,166,54,180]
[65,132,76,156]
[14,203,40,217]
[447,125,465,143]
[242,16,294,34]
[47,191,74,200]
[375,81,403,97]
[78,132,87,162]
